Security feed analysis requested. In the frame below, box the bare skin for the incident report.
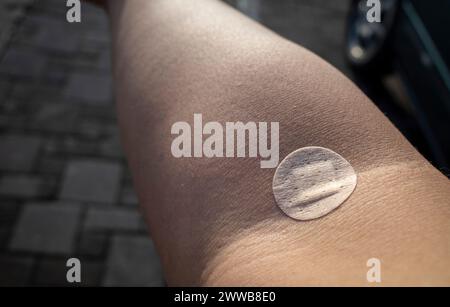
[95,0,450,285]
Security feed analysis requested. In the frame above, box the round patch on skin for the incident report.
[273,146,357,221]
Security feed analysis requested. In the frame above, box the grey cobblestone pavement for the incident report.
[0,0,163,286]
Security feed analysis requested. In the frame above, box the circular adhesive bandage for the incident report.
[272,146,357,221]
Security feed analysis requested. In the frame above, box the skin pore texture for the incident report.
[102,0,450,285]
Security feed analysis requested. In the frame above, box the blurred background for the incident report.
[0,0,448,286]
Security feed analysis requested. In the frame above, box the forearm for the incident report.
[106,0,450,285]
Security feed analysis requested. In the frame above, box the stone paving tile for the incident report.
[99,134,124,159]
[46,137,106,158]
[8,82,56,103]
[0,201,20,228]
[79,31,111,58]
[61,137,100,156]
[0,113,8,126]
[120,185,139,207]
[34,258,71,287]
[10,202,81,254]
[78,261,104,287]
[35,258,103,287]
[17,14,80,53]
[77,232,108,257]
[0,175,46,199]
[37,155,66,175]
[0,113,28,130]
[0,0,33,54]
[78,120,104,139]
[84,208,144,232]
[78,104,116,122]
[65,73,112,105]
[0,48,46,78]
[0,255,34,286]
[103,235,164,287]
[60,160,121,204]
[32,0,69,15]
[0,13,15,54]
[81,2,109,25]
[42,61,68,86]
[0,134,42,172]
[287,0,350,12]
[42,137,59,155]
[0,230,10,250]
[0,80,10,103]
[0,202,20,249]
[96,50,112,71]
[30,103,79,134]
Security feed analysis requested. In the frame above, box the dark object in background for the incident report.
[345,0,450,174]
